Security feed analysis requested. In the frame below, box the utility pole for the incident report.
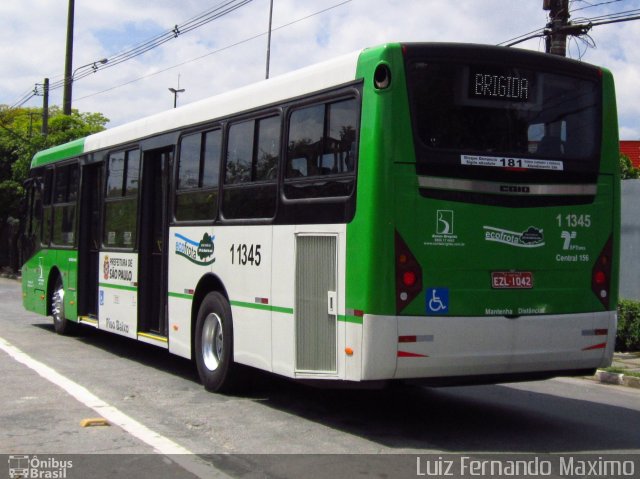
[544,0,570,56]
[41,78,49,137]
[62,0,75,115]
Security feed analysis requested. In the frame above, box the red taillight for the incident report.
[403,271,417,287]
[395,231,423,314]
[592,236,613,308]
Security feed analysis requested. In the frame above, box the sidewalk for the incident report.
[591,352,640,389]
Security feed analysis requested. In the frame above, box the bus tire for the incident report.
[195,292,237,393]
[51,276,77,335]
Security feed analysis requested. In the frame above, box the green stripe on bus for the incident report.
[230,300,362,324]
[340,315,363,325]
[271,305,295,314]
[98,282,137,292]
[168,291,194,300]
[230,300,293,314]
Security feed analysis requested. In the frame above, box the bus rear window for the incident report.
[406,61,600,167]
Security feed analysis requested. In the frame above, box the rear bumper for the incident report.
[360,311,616,382]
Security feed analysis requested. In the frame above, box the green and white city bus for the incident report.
[21,43,620,392]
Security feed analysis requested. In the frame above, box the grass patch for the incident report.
[601,367,640,378]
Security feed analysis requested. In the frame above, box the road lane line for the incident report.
[0,335,230,479]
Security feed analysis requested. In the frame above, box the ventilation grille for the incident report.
[295,235,337,373]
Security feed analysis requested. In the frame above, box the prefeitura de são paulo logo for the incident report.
[103,255,109,280]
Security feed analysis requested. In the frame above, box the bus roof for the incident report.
[31,48,365,169]
[32,42,604,170]
[31,137,85,168]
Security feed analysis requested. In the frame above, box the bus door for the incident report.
[138,148,172,337]
[77,161,103,319]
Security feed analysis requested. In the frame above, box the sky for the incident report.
[1,0,640,138]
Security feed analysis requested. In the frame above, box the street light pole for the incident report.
[265,0,274,79]
[169,87,185,108]
[62,0,75,115]
[62,58,108,114]
[72,58,108,79]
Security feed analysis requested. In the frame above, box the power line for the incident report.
[10,89,38,109]
[570,0,625,13]
[501,4,640,48]
[582,12,640,26]
[581,7,640,22]
[87,1,253,76]
[75,0,353,103]
[7,0,255,106]
[497,26,547,47]
[48,0,254,91]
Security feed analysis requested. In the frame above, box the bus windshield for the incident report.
[405,48,602,181]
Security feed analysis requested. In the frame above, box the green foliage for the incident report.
[617,299,640,352]
[620,153,640,179]
[0,105,108,269]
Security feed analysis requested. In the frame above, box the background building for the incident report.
[620,141,640,168]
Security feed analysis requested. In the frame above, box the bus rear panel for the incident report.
[349,44,619,384]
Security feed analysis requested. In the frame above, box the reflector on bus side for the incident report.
[395,231,423,314]
[591,236,613,309]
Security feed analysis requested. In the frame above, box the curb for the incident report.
[593,370,640,389]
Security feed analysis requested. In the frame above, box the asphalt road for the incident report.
[1,277,639,478]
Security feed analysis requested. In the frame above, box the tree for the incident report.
[0,105,109,271]
[620,153,640,180]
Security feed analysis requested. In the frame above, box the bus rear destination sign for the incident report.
[470,68,532,102]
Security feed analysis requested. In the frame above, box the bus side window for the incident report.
[288,157,308,177]
[30,179,42,245]
[284,97,358,200]
[104,149,139,248]
[42,168,53,246]
[221,115,280,220]
[22,177,43,260]
[327,100,357,174]
[287,104,323,178]
[175,129,220,221]
[52,163,79,246]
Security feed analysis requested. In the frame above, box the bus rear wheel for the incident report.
[195,292,237,392]
[51,276,77,335]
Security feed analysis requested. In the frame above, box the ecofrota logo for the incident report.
[483,225,545,248]
[175,232,216,266]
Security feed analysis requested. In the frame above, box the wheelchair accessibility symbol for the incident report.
[426,288,449,315]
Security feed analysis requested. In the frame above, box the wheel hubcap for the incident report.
[52,283,64,324]
[202,313,223,371]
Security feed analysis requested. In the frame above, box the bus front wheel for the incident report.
[195,292,237,392]
[51,276,77,335]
